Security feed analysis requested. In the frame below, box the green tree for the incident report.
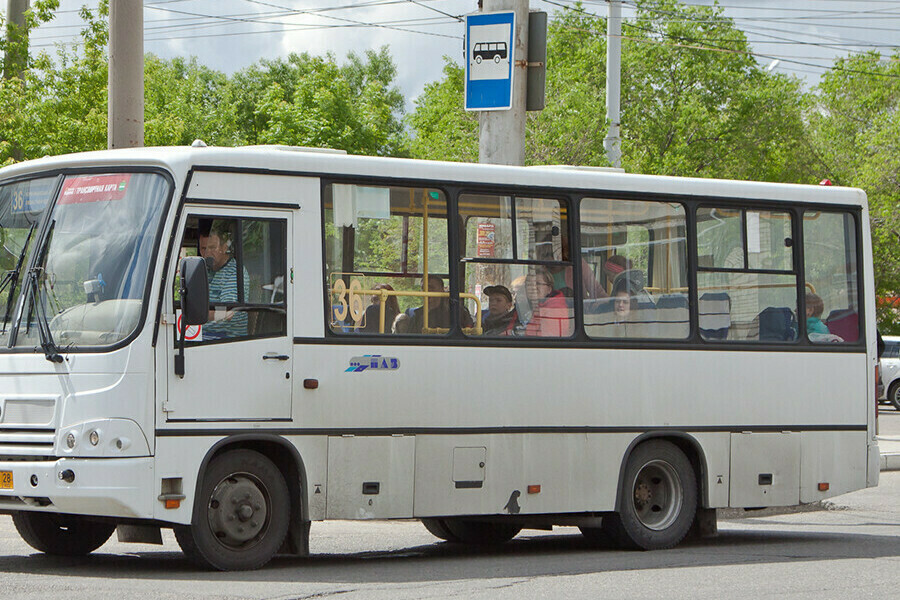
[228,48,407,156]
[809,51,900,333]
[409,0,812,183]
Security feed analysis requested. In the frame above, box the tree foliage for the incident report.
[808,52,900,332]
[0,4,407,163]
[409,1,811,182]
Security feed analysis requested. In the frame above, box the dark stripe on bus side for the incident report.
[292,335,866,353]
[155,424,868,436]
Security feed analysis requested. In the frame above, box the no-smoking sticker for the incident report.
[176,313,202,341]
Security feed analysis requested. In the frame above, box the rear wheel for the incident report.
[889,381,900,411]
[579,521,616,546]
[12,512,115,556]
[441,518,521,545]
[606,440,697,550]
[421,518,462,542]
[175,449,290,570]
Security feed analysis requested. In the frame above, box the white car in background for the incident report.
[881,336,900,410]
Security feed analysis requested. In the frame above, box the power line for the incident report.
[547,0,900,79]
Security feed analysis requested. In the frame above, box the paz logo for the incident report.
[346,355,400,373]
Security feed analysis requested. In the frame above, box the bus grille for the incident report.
[0,428,56,457]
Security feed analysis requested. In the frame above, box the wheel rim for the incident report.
[207,471,271,550]
[892,385,900,405]
[631,459,683,531]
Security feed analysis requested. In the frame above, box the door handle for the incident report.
[262,354,290,361]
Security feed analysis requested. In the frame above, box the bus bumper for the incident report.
[868,441,881,486]
[0,457,154,519]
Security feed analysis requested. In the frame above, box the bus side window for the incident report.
[176,216,287,343]
[580,197,689,340]
[803,211,859,343]
[696,208,797,342]
[323,184,451,335]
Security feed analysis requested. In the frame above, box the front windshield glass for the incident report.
[0,177,57,340]
[13,172,170,349]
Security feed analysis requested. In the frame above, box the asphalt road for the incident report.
[1,469,898,600]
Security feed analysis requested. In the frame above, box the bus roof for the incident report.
[0,145,868,208]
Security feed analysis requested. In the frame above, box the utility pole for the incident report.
[108,0,143,149]
[478,0,529,166]
[604,0,622,169]
[3,0,29,80]
[4,0,29,161]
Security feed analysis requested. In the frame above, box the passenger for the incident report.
[549,246,605,298]
[523,267,573,337]
[482,284,520,336]
[602,254,632,292]
[805,292,829,335]
[408,275,474,333]
[361,283,400,333]
[612,268,647,301]
[612,278,638,324]
[198,223,250,339]
[392,312,411,334]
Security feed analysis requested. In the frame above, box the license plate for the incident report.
[0,471,11,490]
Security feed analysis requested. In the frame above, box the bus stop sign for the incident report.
[465,11,515,111]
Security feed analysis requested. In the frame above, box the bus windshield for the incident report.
[0,177,57,340]
[10,172,170,350]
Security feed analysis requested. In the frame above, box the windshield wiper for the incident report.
[1,221,38,334]
[25,266,63,363]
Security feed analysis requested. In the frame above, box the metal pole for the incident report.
[604,0,622,169]
[108,0,144,149]
[478,0,528,166]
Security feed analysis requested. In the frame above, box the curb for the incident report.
[880,452,900,472]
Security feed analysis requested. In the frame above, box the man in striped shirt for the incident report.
[199,228,250,340]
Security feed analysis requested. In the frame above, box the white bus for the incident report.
[0,146,880,570]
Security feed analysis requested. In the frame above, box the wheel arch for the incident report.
[614,431,709,510]
[193,433,310,555]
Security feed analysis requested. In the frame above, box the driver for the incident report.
[198,222,249,339]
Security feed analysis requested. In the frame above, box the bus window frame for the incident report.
[316,174,866,352]
[0,166,176,356]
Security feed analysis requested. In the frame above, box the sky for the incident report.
[23,0,900,111]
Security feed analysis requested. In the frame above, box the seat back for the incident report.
[699,292,731,340]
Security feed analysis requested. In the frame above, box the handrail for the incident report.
[334,286,483,335]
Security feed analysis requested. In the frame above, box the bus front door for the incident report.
[164,207,293,421]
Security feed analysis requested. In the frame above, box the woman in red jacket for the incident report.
[524,267,574,337]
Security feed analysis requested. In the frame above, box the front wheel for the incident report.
[606,440,697,550]
[12,512,115,556]
[889,381,900,411]
[175,449,290,570]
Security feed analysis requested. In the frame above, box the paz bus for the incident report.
[0,145,880,570]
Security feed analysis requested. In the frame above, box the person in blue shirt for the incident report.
[199,226,250,340]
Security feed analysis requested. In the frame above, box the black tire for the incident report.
[441,518,521,545]
[12,512,115,556]
[578,522,612,546]
[889,381,900,411]
[421,518,462,542]
[175,449,290,571]
[606,440,698,550]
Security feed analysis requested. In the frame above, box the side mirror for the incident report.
[180,256,209,326]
